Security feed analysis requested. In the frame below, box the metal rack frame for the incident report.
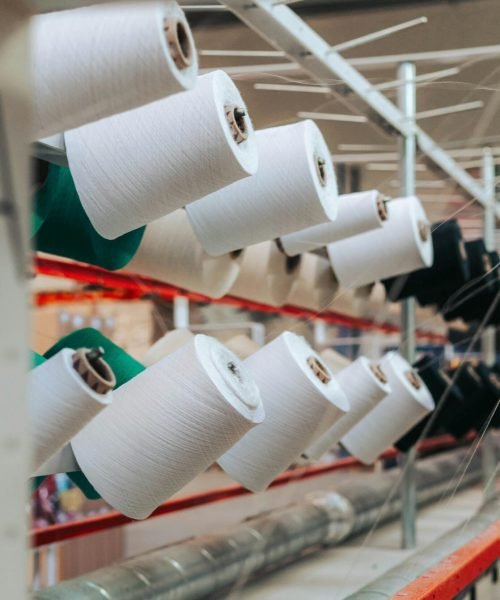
[1,0,498,594]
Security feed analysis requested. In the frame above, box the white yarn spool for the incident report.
[29,348,114,472]
[225,334,260,359]
[186,120,338,256]
[303,357,391,460]
[124,209,243,298]
[31,2,198,139]
[65,70,258,239]
[229,241,301,307]
[327,196,433,288]
[280,190,387,256]
[71,335,264,519]
[287,253,338,311]
[143,328,194,366]
[218,332,349,492]
[342,352,435,464]
[319,348,352,374]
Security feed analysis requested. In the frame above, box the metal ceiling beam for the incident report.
[223,0,495,215]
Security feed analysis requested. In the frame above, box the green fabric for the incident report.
[44,328,145,384]
[31,476,47,494]
[31,351,46,368]
[32,191,52,237]
[34,163,145,270]
[43,329,145,500]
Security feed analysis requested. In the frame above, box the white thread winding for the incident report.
[229,241,301,307]
[143,329,194,366]
[124,209,243,298]
[65,70,258,239]
[186,120,338,256]
[29,349,113,473]
[225,335,260,360]
[31,2,198,139]
[287,253,338,311]
[342,351,435,464]
[71,335,264,519]
[303,357,391,460]
[280,190,387,256]
[327,196,433,288]
[218,332,349,492]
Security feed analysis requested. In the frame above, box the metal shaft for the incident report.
[481,147,498,501]
[33,448,488,600]
[398,61,417,549]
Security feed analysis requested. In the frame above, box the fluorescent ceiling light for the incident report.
[201,49,286,57]
[416,100,484,120]
[328,17,428,54]
[254,83,331,93]
[389,180,447,189]
[366,163,426,171]
[298,111,368,123]
[373,67,460,91]
[338,143,397,151]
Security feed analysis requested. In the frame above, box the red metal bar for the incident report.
[34,257,446,342]
[35,289,144,306]
[391,521,500,600]
[30,434,468,548]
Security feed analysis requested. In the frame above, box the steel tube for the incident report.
[34,447,490,599]
[481,148,498,502]
[398,61,417,550]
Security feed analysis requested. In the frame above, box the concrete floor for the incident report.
[236,487,493,599]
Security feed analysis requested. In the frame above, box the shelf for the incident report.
[35,256,447,342]
[31,433,471,548]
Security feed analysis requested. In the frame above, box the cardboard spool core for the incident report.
[418,220,429,243]
[315,156,327,187]
[72,347,116,395]
[376,194,389,222]
[225,105,248,145]
[307,356,332,384]
[370,363,388,385]
[164,17,192,70]
[405,369,422,390]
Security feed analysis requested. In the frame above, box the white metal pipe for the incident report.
[328,17,428,54]
[398,61,417,550]
[481,147,498,502]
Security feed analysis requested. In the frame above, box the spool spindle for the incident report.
[405,369,422,390]
[225,105,248,144]
[377,194,389,222]
[370,363,388,385]
[307,356,332,384]
[315,156,327,187]
[164,17,192,70]
[72,347,116,395]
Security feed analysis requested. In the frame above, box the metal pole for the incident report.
[481,147,497,501]
[173,296,190,329]
[398,61,417,549]
[0,3,31,597]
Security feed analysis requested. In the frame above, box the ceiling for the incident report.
[188,0,500,244]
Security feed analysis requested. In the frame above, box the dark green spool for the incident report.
[34,163,145,270]
[39,329,145,499]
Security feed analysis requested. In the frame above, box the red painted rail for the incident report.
[392,521,500,600]
[31,434,468,548]
[35,256,446,342]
